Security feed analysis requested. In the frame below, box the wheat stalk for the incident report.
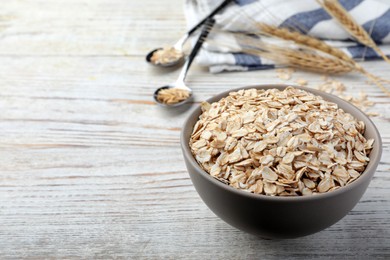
[237,36,354,73]
[239,7,390,89]
[253,22,370,74]
[255,23,352,63]
[252,23,390,92]
[234,35,390,96]
[318,0,390,64]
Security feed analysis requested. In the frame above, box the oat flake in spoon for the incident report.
[156,88,190,105]
[150,47,184,66]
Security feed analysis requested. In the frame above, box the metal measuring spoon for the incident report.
[146,0,234,67]
[154,19,215,107]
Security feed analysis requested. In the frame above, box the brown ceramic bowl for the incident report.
[180,84,382,239]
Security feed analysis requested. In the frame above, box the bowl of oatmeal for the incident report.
[180,85,382,239]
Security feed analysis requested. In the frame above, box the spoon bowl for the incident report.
[146,47,185,67]
[154,85,193,107]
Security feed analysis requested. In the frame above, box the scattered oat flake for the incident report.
[316,79,378,117]
[366,112,379,117]
[276,68,294,81]
[295,78,308,86]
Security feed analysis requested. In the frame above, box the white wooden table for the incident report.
[0,0,389,258]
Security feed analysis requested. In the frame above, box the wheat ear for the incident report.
[254,23,390,95]
[235,35,390,96]
[254,23,371,73]
[255,23,352,63]
[318,0,390,63]
[256,24,390,84]
[236,36,355,74]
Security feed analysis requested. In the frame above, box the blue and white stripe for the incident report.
[185,0,390,73]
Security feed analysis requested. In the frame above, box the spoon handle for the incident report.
[188,0,234,36]
[176,19,215,85]
[173,0,233,50]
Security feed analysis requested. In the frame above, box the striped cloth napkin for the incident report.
[185,0,390,73]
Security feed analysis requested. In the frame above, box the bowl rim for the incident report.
[180,84,383,202]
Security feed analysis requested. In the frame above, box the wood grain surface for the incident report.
[0,0,389,259]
